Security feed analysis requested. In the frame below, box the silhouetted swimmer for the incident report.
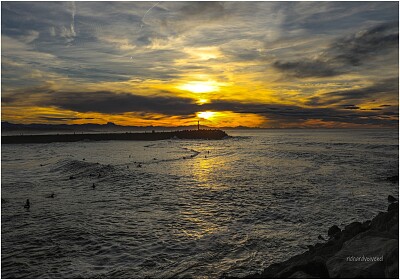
[47,193,55,198]
[24,199,30,209]
[127,165,129,169]
[92,183,96,189]
[98,173,101,178]
[83,158,86,161]
[208,151,210,154]
[137,163,142,168]
[205,155,207,158]
[69,175,76,180]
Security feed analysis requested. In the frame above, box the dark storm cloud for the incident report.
[279,2,398,34]
[306,77,399,106]
[201,100,398,126]
[6,86,398,127]
[273,22,399,78]
[40,91,200,115]
[328,21,399,66]
[272,60,339,78]
[342,105,360,110]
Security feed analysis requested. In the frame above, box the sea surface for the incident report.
[2,129,399,278]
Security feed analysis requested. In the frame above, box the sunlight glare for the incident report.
[197,111,216,120]
[178,81,219,93]
[197,98,209,105]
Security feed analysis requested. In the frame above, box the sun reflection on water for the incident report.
[177,145,232,239]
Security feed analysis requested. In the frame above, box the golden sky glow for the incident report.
[177,81,220,94]
[1,2,398,128]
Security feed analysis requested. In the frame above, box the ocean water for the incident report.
[1,129,398,278]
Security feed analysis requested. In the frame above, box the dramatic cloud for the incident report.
[328,22,399,66]
[306,77,399,106]
[1,2,398,127]
[273,22,398,78]
[42,91,200,115]
[272,60,339,78]
[4,86,397,127]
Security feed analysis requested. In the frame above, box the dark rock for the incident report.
[342,222,364,241]
[328,225,341,238]
[388,195,397,203]
[388,202,398,212]
[288,271,317,278]
[384,243,399,278]
[278,257,329,278]
[370,208,398,234]
[361,220,371,231]
[327,235,397,278]
[386,176,399,183]
[247,198,398,279]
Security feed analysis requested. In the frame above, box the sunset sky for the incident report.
[1,1,399,128]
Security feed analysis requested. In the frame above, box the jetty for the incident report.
[2,129,229,144]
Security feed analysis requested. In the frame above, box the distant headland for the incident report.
[1,121,257,134]
[2,129,229,144]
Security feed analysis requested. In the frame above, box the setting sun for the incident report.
[197,111,216,120]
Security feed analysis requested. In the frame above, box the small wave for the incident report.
[50,159,116,178]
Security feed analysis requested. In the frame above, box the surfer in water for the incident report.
[24,199,30,209]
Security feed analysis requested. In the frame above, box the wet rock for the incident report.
[328,225,341,238]
[342,222,364,242]
[246,198,398,279]
[361,220,371,231]
[370,207,398,235]
[388,195,397,203]
[327,235,397,278]
[278,257,329,278]
[388,202,398,212]
[384,243,399,278]
[386,176,399,183]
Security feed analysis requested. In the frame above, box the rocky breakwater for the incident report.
[2,129,229,144]
[247,196,398,279]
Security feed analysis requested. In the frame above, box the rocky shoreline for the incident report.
[247,197,399,279]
